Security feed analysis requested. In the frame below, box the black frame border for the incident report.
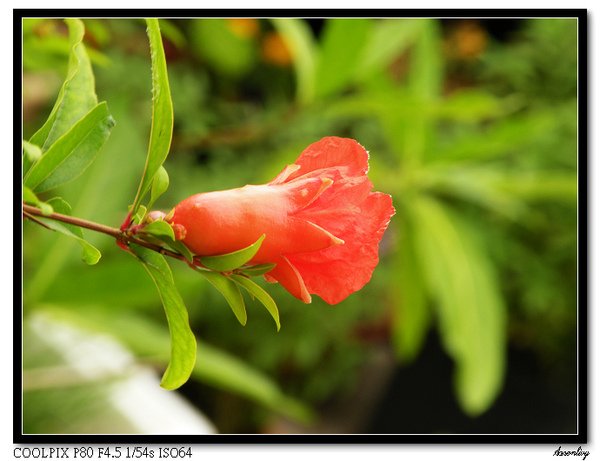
[15,8,588,445]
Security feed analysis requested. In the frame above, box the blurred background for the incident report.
[22,17,579,434]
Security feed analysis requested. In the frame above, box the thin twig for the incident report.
[23,203,121,238]
[22,203,193,265]
[23,211,52,230]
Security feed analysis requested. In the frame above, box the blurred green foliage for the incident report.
[22,17,578,433]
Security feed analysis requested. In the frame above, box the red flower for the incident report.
[170,137,395,304]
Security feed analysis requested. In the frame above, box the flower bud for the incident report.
[145,210,167,223]
[170,137,395,304]
[172,223,187,241]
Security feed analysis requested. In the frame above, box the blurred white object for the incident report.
[24,312,216,435]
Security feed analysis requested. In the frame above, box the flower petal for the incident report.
[262,217,343,260]
[280,176,333,213]
[270,164,301,185]
[280,137,370,183]
[288,191,394,304]
[266,256,312,303]
[172,136,394,306]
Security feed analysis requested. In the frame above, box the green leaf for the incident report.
[131,19,174,215]
[231,274,280,331]
[139,220,195,263]
[25,89,146,305]
[314,19,372,98]
[140,219,175,240]
[166,240,195,263]
[24,102,115,193]
[196,270,247,326]
[30,18,98,151]
[409,20,443,102]
[199,234,265,272]
[22,186,37,204]
[22,140,42,175]
[377,20,442,168]
[129,244,196,390]
[23,140,43,161]
[132,205,148,225]
[148,165,169,208]
[391,216,430,362]
[402,19,443,167]
[271,19,317,105]
[356,19,424,81]
[46,198,100,265]
[410,196,506,415]
[23,187,53,216]
[35,198,101,265]
[238,263,277,277]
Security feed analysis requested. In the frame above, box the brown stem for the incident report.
[23,211,52,230]
[23,203,121,238]
[22,203,191,265]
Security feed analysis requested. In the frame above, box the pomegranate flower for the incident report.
[170,137,395,304]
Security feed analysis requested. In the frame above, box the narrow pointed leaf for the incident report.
[238,263,277,277]
[166,239,195,263]
[35,198,101,265]
[140,219,176,240]
[391,217,430,362]
[196,270,246,326]
[231,274,280,331]
[314,19,372,98]
[37,220,101,265]
[132,205,148,225]
[200,234,265,272]
[405,19,442,167]
[22,140,42,175]
[380,20,442,167]
[410,196,506,415]
[149,165,170,208]
[409,19,443,102]
[139,220,195,262]
[131,19,174,214]
[23,187,53,216]
[356,19,423,81]
[22,186,38,205]
[30,18,98,150]
[271,19,317,105]
[24,102,115,193]
[129,244,196,390]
